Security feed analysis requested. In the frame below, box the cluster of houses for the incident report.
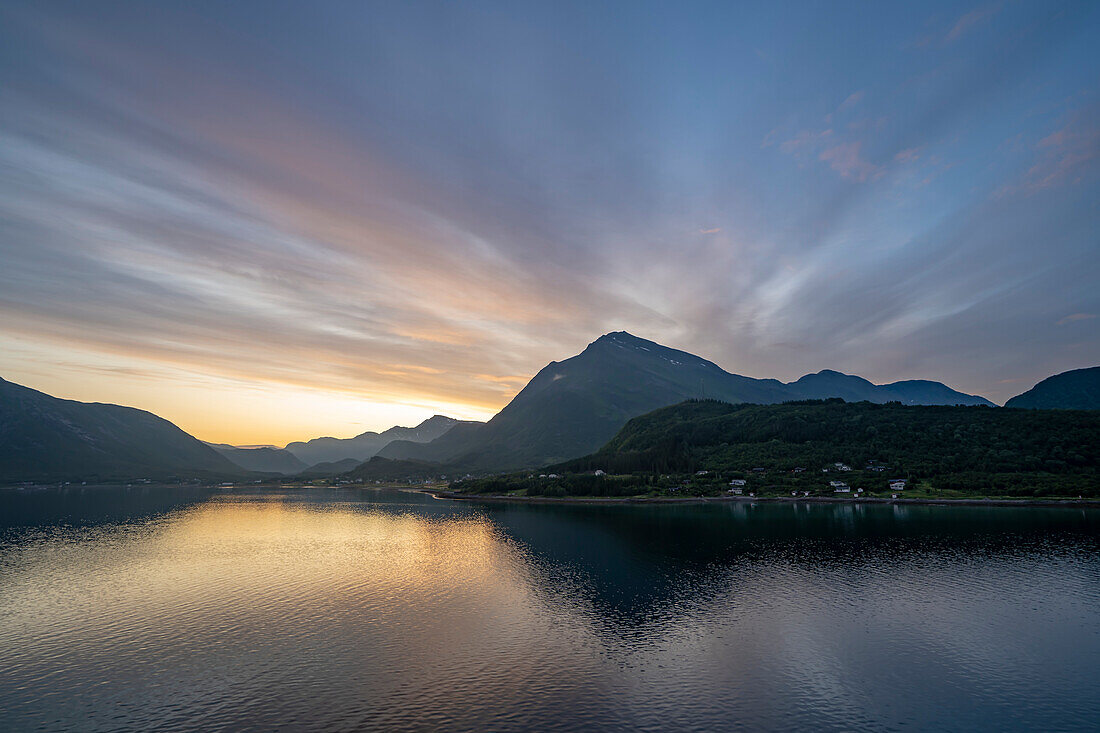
[722,469,908,498]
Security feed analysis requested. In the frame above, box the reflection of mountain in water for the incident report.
[477,499,1100,624]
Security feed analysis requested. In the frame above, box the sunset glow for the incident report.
[2,1,1098,445]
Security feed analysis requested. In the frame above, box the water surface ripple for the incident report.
[1,487,1097,731]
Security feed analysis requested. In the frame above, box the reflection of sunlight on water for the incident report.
[1,490,1098,731]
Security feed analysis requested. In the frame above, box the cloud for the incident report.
[1057,313,1097,326]
[0,0,1097,435]
[779,129,833,154]
[818,142,882,182]
[837,91,865,113]
[997,109,1100,196]
[894,147,921,163]
[945,4,1001,43]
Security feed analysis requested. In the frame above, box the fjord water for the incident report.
[1,488,1098,732]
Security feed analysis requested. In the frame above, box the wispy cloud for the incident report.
[819,141,882,182]
[996,108,1100,196]
[0,0,1096,433]
[945,4,1001,43]
[1057,313,1097,326]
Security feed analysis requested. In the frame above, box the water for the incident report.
[1,487,1098,732]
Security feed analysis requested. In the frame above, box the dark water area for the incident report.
[1,487,1098,731]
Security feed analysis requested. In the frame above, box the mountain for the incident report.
[788,370,993,406]
[0,377,241,482]
[346,456,449,482]
[297,458,362,478]
[1005,367,1100,410]
[284,415,474,466]
[377,332,993,473]
[207,443,308,475]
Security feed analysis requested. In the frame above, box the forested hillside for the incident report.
[457,399,1100,498]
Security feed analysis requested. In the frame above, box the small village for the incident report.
[651,461,911,500]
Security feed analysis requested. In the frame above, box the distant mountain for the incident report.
[0,377,241,482]
[284,415,475,466]
[345,456,449,482]
[207,443,308,475]
[377,332,993,473]
[788,370,993,406]
[1005,367,1100,410]
[297,458,362,478]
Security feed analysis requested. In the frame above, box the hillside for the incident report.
[208,444,307,474]
[0,377,242,482]
[285,415,473,465]
[516,399,1098,497]
[378,332,993,473]
[297,458,363,478]
[345,456,449,482]
[1006,367,1100,410]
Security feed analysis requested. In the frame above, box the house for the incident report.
[729,479,747,487]
[752,467,766,473]
[834,463,851,472]
[594,470,606,476]
[830,480,851,493]
[695,470,708,476]
[792,467,806,473]
[889,479,906,491]
[547,473,560,479]
[728,488,743,495]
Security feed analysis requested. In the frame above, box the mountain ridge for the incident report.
[377,332,993,473]
[1005,366,1100,410]
[284,414,478,466]
[0,377,242,482]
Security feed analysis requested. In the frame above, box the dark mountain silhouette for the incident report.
[1005,367,1100,410]
[377,332,992,472]
[297,458,362,477]
[284,415,475,466]
[787,369,993,406]
[345,456,450,482]
[0,377,241,482]
[207,443,308,475]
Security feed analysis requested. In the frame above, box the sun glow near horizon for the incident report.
[0,334,502,447]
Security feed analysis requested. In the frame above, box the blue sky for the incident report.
[1,1,1098,443]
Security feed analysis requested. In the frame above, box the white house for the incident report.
[728,487,743,495]
[594,470,606,476]
[729,479,747,487]
[889,479,906,491]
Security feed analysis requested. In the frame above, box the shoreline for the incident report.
[425,489,1100,508]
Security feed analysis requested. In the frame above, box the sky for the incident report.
[1,1,1098,446]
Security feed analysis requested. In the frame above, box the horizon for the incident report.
[2,1,1098,445]
[1,327,1077,447]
